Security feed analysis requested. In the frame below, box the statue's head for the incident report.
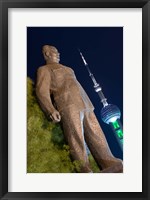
[42,45,60,63]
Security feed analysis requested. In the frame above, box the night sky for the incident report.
[27,27,123,160]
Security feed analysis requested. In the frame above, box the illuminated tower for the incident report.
[79,50,123,151]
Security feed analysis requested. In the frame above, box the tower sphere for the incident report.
[101,104,121,124]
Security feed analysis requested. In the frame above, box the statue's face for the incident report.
[42,45,60,63]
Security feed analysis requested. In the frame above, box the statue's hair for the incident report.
[42,45,58,53]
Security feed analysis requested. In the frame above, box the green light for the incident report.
[112,121,120,129]
[116,129,123,139]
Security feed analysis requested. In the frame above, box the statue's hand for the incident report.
[50,110,61,123]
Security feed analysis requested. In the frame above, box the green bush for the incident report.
[27,77,100,173]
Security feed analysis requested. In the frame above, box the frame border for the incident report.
[0,0,149,199]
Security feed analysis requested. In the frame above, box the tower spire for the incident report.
[78,49,108,107]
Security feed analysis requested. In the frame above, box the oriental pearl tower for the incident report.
[79,50,123,151]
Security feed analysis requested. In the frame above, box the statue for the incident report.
[36,45,123,173]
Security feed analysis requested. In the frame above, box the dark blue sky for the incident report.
[27,27,123,159]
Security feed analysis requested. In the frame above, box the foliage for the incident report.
[27,77,100,173]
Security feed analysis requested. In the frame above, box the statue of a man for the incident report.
[36,45,123,173]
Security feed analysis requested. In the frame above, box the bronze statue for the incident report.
[36,45,123,173]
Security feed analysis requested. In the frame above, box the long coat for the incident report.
[36,63,94,116]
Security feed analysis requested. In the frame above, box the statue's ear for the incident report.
[45,51,50,57]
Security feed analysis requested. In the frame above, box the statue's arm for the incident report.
[36,67,57,118]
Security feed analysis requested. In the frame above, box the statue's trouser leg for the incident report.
[84,111,123,173]
[61,108,92,173]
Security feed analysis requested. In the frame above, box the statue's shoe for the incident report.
[100,162,123,173]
